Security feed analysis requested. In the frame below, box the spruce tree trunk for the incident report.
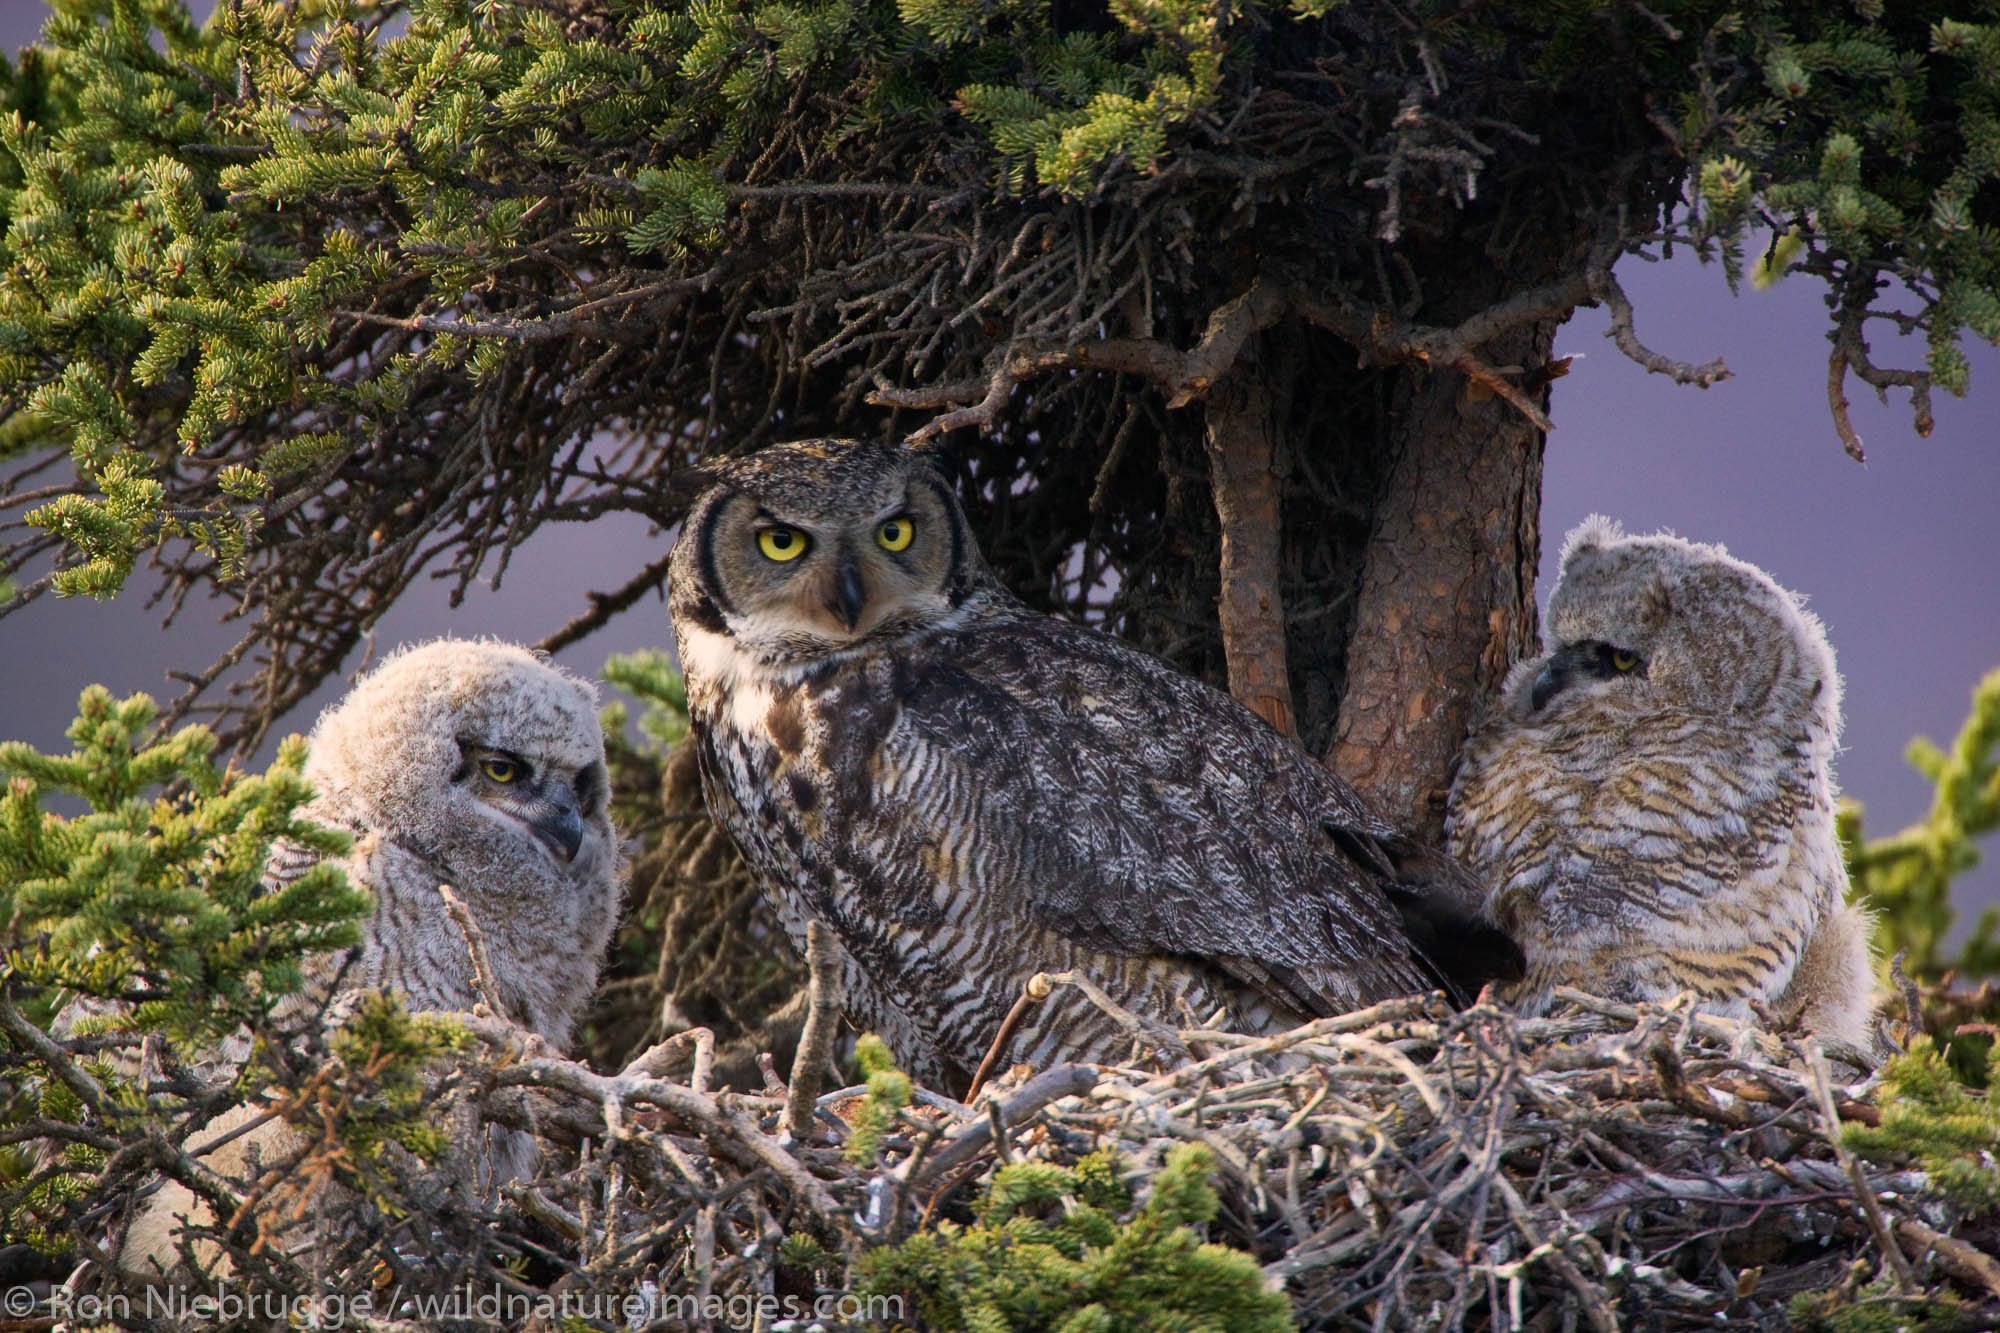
[1326,331,1549,839]
[1204,340,1300,738]
[1190,274,1565,841]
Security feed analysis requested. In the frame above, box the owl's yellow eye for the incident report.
[1611,649,1639,673]
[875,516,914,552]
[758,526,809,562]
[480,756,521,784]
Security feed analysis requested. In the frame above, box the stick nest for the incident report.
[21,980,2000,1332]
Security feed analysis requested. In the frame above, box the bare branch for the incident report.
[438,882,507,1018]
[1590,267,1731,388]
[536,548,677,655]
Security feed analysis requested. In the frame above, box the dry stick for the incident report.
[1590,266,1731,389]
[1486,1146,1618,1333]
[901,1063,1101,1188]
[537,549,679,655]
[482,1045,843,1221]
[335,275,711,343]
[0,987,108,1113]
[1826,346,1868,464]
[1035,969,1185,1057]
[1805,1045,1917,1294]
[784,922,843,1142]
[965,977,1047,1103]
[1896,1216,2000,1301]
[622,1026,717,1096]
[1548,986,1788,1059]
[437,883,506,1017]
[1647,1042,1763,1130]
[1204,367,1297,735]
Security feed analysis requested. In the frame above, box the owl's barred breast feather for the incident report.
[1445,517,1876,1050]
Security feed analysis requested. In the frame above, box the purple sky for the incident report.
[2,9,1995,931]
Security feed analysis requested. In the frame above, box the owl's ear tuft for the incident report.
[1638,576,1674,629]
[1559,514,1624,569]
[665,460,728,505]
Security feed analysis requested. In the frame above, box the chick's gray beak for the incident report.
[1529,645,1586,714]
[534,783,586,863]
[1529,659,1565,713]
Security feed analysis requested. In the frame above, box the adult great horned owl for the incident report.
[104,638,623,1273]
[667,439,1467,1089]
[1445,518,1875,1047]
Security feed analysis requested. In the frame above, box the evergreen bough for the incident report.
[1841,666,2000,980]
[1843,1036,2000,1215]
[0,686,368,1050]
[0,0,1996,751]
[860,1142,1293,1332]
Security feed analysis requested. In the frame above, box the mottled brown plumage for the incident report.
[1446,518,1875,1048]
[65,640,624,1276]
[668,439,1455,1088]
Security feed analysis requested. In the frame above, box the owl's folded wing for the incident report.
[869,618,1439,1017]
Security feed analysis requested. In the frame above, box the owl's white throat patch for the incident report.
[679,622,784,736]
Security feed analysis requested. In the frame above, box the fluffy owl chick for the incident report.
[1445,517,1875,1048]
[668,439,1466,1091]
[110,638,622,1275]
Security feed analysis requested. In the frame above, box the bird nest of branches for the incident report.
[13,959,2000,1333]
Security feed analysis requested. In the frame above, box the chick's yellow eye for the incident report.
[481,757,520,784]
[1611,649,1639,673]
[875,517,914,552]
[758,526,808,562]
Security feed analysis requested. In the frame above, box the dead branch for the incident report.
[437,882,506,1019]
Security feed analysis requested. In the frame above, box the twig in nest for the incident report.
[784,921,843,1142]
[1897,1216,2000,1301]
[438,882,506,1018]
[485,1044,846,1222]
[900,1063,1101,1188]
[1806,1044,1917,1294]
[1648,1041,1761,1130]
[1490,1173,1618,1333]
[1036,968,1187,1061]
[965,975,1048,1103]
[623,1026,717,1095]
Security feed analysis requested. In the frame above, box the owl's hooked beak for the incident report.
[829,550,868,633]
[531,781,587,863]
[1529,649,1578,713]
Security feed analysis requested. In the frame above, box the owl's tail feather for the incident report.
[1381,840,1525,1006]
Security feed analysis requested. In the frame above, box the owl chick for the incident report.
[667,439,1471,1091]
[101,638,623,1275]
[1445,517,1875,1048]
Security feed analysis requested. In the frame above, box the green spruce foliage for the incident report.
[1844,1036,2000,1215]
[0,687,368,1047]
[599,647,691,828]
[860,1142,1293,1332]
[843,1031,912,1165]
[323,989,472,1167]
[1842,667,2000,979]
[0,686,369,1250]
[0,1,1994,744]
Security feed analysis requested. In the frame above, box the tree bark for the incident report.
[1203,339,1298,736]
[1326,323,1553,840]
